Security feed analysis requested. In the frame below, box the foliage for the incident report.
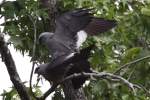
[0,0,49,62]
[0,0,150,100]
[1,85,42,100]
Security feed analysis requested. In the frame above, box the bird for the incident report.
[35,44,94,89]
[35,8,117,89]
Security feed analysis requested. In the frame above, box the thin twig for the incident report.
[29,15,38,99]
[138,84,150,97]
[0,15,3,19]
[114,55,150,74]
[127,65,137,81]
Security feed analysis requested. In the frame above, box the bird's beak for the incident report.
[37,37,42,45]
[34,67,40,74]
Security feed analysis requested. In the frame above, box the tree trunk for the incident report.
[40,0,57,32]
[40,0,86,100]
[63,80,87,100]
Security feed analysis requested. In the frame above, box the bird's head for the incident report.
[38,32,54,44]
[34,64,48,76]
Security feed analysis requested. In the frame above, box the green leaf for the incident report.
[8,36,23,47]
[141,7,150,16]
[121,47,142,64]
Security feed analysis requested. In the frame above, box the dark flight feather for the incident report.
[84,18,117,35]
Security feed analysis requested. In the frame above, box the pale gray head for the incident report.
[38,32,54,44]
[34,63,48,75]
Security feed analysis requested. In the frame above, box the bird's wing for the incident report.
[84,18,117,35]
[55,8,93,35]
[54,8,117,50]
[53,9,93,52]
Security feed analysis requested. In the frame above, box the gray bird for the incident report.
[36,44,94,89]
[35,8,117,88]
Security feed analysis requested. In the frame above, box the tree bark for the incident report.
[39,0,87,100]
[40,0,58,32]
[0,33,31,100]
[63,80,87,100]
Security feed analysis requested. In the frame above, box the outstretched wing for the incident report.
[55,9,93,34]
[54,8,117,51]
[84,18,117,35]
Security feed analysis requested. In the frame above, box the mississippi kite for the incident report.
[35,8,117,89]
[35,44,94,89]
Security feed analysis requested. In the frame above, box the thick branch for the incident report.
[40,71,147,99]
[37,84,58,100]
[0,33,31,100]
[63,72,141,94]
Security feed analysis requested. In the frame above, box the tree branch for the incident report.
[29,15,38,99]
[0,33,31,100]
[63,72,141,94]
[37,84,58,100]
[114,55,150,74]
[39,70,150,99]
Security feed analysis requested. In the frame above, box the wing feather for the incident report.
[84,18,117,35]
